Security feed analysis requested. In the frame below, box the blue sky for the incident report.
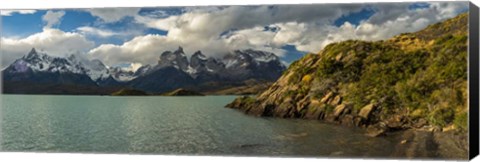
[1,2,469,68]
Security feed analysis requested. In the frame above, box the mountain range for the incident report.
[2,47,286,94]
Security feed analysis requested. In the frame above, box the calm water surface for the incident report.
[1,95,401,157]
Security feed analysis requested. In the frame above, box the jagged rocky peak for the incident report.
[158,46,189,71]
[134,64,152,76]
[110,64,153,82]
[26,48,38,58]
[190,51,211,68]
[234,49,279,62]
[174,46,184,55]
[192,51,207,59]
[23,48,50,62]
[190,52,225,75]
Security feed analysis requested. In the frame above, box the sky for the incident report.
[0,1,469,70]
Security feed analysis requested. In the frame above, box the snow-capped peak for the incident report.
[10,48,112,82]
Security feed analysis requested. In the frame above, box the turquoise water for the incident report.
[0,95,398,157]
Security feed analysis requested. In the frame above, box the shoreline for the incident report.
[225,96,469,159]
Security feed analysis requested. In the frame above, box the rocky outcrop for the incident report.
[226,13,469,138]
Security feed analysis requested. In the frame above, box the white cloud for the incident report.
[1,10,36,16]
[87,34,225,66]
[122,63,143,72]
[42,10,65,28]
[86,8,140,23]
[2,2,468,69]
[221,2,469,53]
[87,2,468,67]
[135,15,179,31]
[77,26,118,37]
[1,28,95,68]
[87,33,287,67]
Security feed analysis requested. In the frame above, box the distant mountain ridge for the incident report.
[2,47,287,94]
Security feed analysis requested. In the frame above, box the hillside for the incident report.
[111,88,148,96]
[227,12,468,136]
[161,88,205,96]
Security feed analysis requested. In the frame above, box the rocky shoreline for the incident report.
[226,96,468,159]
[226,94,465,135]
[225,13,469,159]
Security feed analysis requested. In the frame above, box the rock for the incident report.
[305,101,325,120]
[295,97,309,112]
[354,116,364,127]
[412,118,427,128]
[340,115,355,127]
[386,115,405,130]
[423,126,442,132]
[325,114,337,122]
[320,91,333,103]
[261,103,275,116]
[329,95,342,105]
[442,125,455,132]
[358,103,375,119]
[274,100,295,117]
[226,96,248,108]
[400,140,408,144]
[333,104,346,118]
[335,53,343,61]
[365,124,387,137]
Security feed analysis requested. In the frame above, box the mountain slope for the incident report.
[227,13,468,134]
[2,49,98,86]
[2,48,122,86]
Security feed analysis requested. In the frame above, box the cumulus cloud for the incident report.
[1,28,95,68]
[87,34,220,66]
[136,4,365,41]
[76,26,119,37]
[42,10,65,28]
[90,4,365,66]
[122,63,144,72]
[1,10,36,16]
[86,8,141,23]
[2,2,469,68]
[217,1,469,53]
[85,2,468,67]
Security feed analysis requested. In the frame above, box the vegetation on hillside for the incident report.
[227,13,469,132]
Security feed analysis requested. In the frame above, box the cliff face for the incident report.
[227,13,468,135]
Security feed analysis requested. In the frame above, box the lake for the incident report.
[1,95,402,158]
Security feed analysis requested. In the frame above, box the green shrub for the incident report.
[454,111,468,131]
[428,107,455,127]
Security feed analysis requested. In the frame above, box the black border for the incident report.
[469,1,479,160]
